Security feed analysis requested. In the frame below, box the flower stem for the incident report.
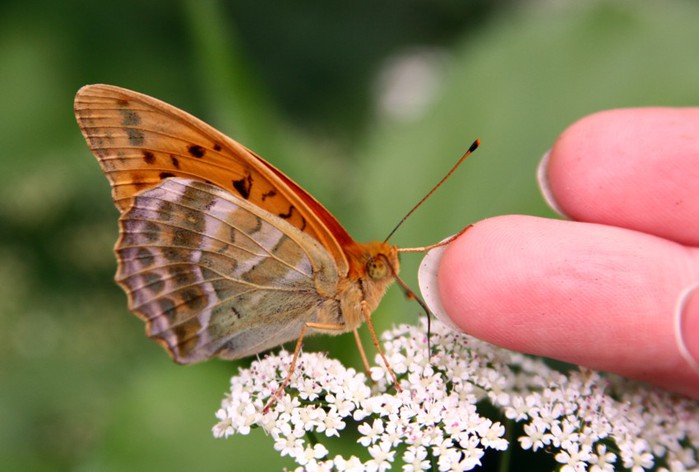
[498,418,514,472]
[305,430,318,447]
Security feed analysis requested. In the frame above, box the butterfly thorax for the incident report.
[335,241,399,330]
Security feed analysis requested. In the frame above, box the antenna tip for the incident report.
[469,139,480,152]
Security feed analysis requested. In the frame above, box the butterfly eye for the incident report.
[366,256,388,280]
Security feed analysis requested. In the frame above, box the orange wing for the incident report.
[74,84,353,274]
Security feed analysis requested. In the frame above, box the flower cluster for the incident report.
[213,321,699,471]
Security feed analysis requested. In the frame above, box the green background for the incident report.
[2,0,698,470]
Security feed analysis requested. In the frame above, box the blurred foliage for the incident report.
[1,0,698,470]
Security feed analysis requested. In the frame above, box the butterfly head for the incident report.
[366,255,390,280]
[345,241,399,280]
[344,242,399,321]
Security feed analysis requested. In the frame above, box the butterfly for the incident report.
[74,84,478,406]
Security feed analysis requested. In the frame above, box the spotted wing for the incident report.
[75,84,353,273]
[116,178,343,363]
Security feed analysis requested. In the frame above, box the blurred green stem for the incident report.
[180,0,279,150]
[498,418,514,472]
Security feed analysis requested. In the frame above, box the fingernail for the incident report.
[418,240,461,332]
[674,283,699,377]
[536,149,568,218]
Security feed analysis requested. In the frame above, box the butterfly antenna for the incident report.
[383,139,480,244]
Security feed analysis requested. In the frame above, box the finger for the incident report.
[540,107,699,246]
[677,284,699,378]
[419,215,699,399]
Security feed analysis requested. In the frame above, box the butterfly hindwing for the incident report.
[116,178,343,363]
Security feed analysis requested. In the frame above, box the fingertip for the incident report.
[547,107,699,245]
[435,216,560,350]
[676,283,699,377]
[418,237,462,332]
[536,149,568,218]
[431,215,694,368]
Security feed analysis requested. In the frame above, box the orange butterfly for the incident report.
[74,84,477,406]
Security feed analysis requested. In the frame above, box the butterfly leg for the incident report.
[263,321,347,413]
[361,300,402,392]
[352,328,372,378]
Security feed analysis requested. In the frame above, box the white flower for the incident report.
[457,435,485,469]
[555,443,592,471]
[212,320,699,471]
[334,455,365,472]
[358,418,384,446]
[402,445,429,471]
[273,435,303,458]
[620,438,655,471]
[366,441,395,472]
[212,412,234,438]
[589,443,617,472]
[478,421,508,450]
[274,392,301,415]
[519,418,548,451]
[295,443,329,466]
[545,417,581,449]
[316,406,345,437]
[380,420,403,447]
[431,436,455,458]
[505,394,537,421]
[438,447,481,471]
[295,459,334,472]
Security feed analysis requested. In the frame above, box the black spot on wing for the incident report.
[119,109,141,126]
[180,287,207,310]
[135,247,155,268]
[158,297,176,317]
[118,109,145,146]
[126,128,144,146]
[232,173,253,199]
[188,144,206,158]
[278,205,295,219]
[142,272,165,294]
[170,155,180,169]
[277,205,307,231]
[143,151,156,164]
[172,267,197,286]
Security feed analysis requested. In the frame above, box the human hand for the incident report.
[418,108,699,399]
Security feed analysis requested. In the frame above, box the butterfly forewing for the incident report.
[117,178,344,363]
[74,84,350,273]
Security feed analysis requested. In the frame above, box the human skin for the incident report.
[419,108,699,399]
